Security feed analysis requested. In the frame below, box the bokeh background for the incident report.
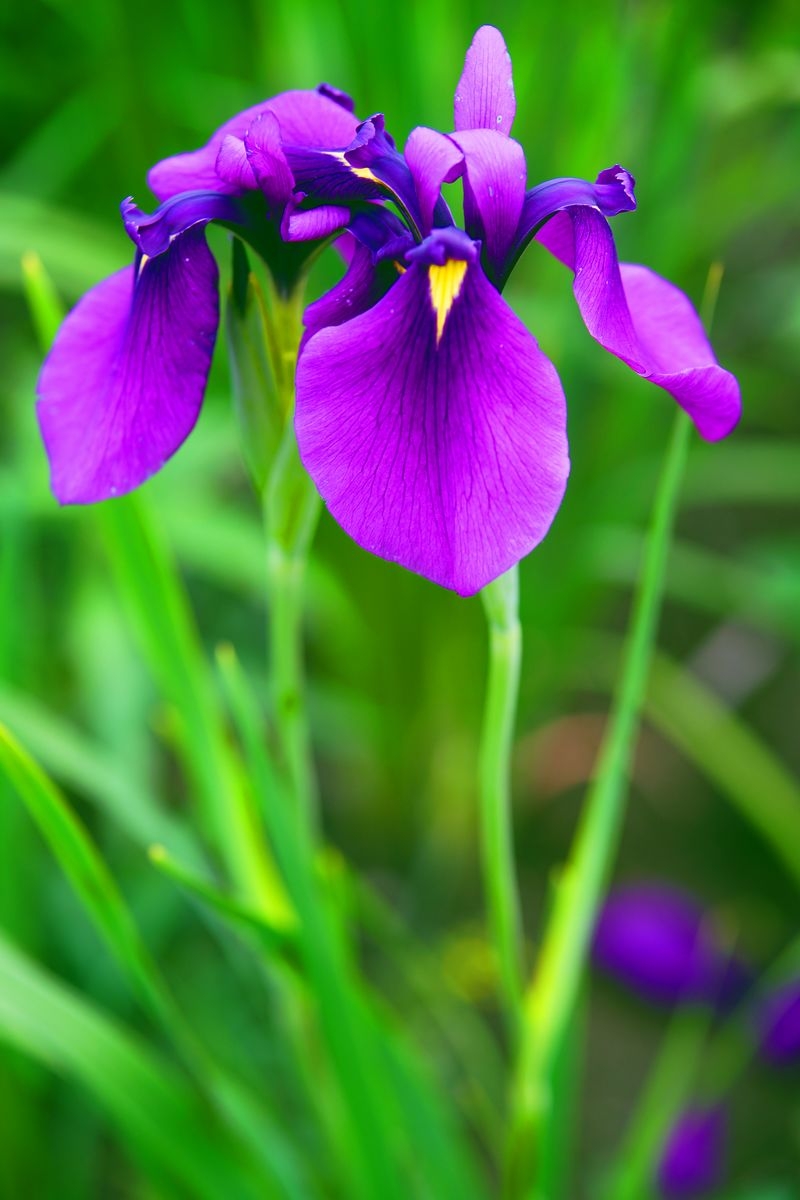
[1,0,798,1195]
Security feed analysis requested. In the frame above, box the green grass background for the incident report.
[1,0,799,1195]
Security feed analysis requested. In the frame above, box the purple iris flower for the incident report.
[37,26,740,597]
[294,26,741,595]
[656,1107,727,1199]
[755,977,800,1066]
[592,884,750,1009]
[36,86,361,503]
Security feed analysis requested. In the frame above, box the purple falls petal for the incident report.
[454,25,516,135]
[537,208,741,440]
[295,245,569,596]
[657,1108,726,1199]
[37,227,218,503]
[450,129,526,278]
[121,190,242,256]
[148,88,360,201]
[404,127,464,235]
[502,166,636,281]
[756,978,800,1065]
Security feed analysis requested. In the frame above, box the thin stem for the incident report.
[508,410,692,1196]
[259,275,322,829]
[479,565,525,1044]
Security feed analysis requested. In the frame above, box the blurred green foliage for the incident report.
[1,0,799,1195]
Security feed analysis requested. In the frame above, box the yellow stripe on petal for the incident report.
[325,150,380,185]
[428,259,468,345]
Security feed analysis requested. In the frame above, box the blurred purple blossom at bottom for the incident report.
[592,885,750,1009]
[657,1108,726,1199]
[756,978,800,1065]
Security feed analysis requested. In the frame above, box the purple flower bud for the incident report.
[756,978,800,1066]
[592,885,749,1009]
[657,1108,726,1198]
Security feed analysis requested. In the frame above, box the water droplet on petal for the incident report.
[496,115,503,124]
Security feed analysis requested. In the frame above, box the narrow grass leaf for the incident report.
[0,930,266,1200]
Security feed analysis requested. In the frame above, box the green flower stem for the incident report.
[257,275,322,828]
[479,565,525,1043]
[508,410,692,1196]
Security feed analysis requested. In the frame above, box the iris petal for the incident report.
[121,191,242,255]
[501,166,636,282]
[450,129,526,279]
[37,227,218,503]
[302,239,386,342]
[243,111,295,211]
[282,202,350,243]
[537,208,741,440]
[454,25,516,135]
[285,115,421,229]
[404,127,463,234]
[148,88,360,200]
[296,255,569,595]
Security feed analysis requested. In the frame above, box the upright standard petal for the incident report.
[37,227,218,503]
[243,111,295,211]
[451,129,526,279]
[148,88,360,200]
[537,207,741,440]
[454,25,516,135]
[296,231,569,595]
[404,127,463,234]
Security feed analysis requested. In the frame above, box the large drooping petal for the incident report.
[500,166,636,283]
[454,25,516,135]
[450,129,526,279]
[37,226,218,503]
[148,87,360,200]
[121,190,244,255]
[296,232,569,595]
[537,207,741,440]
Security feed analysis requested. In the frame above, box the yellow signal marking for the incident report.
[428,259,468,344]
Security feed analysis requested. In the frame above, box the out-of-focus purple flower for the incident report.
[592,884,750,1008]
[37,87,360,504]
[756,977,800,1065]
[294,25,741,594]
[657,1107,726,1199]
